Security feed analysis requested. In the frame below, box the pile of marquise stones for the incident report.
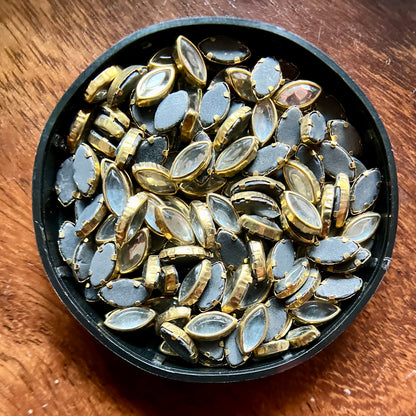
[55,35,381,367]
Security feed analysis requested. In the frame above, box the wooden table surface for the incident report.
[1,0,415,414]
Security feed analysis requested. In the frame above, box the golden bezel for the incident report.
[189,200,216,249]
[178,259,212,306]
[179,175,226,197]
[280,191,322,235]
[239,214,283,241]
[66,109,92,154]
[101,105,130,129]
[143,254,161,290]
[184,312,237,341]
[272,80,322,110]
[160,265,180,295]
[291,301,341,325]
[286,325,320,348]
[341,211,380,243]
[320,183,335,237]
[132,162,177,195]
[253,339,290,359]
[224,67,257,102]
[115,127,144,169]
[206,192,241,234]
[283,160,321,204]
[251,97,278,146]
[155,206,195,245]
[115,192,148,245]
[274,259,310,299]
[158,340,179,357]
[75,196,107,239]
[333,172,350,228]
[87,130,117,158]
[247,239,267,281]
[158,245,211,263]
[117,228,149,274]
[104,307,156,332]
[237,303,268,353]
[285,269,322,309]
[94,114,125,140]
[280,212,316,245]
[84,65,122,103]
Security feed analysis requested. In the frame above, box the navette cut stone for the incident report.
[251,57,282,99]
[104,307,156,332]
[99,279,149,308]
[184,312,237,341]
[273,80,321,109]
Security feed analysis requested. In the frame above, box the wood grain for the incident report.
[1,0,415,414]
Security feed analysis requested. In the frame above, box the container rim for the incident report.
[32,16,399,383]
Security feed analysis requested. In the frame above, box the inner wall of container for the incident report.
[36,19,396,381]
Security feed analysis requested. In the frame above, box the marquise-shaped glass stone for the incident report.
[154,90,189,132]
[134,135,168,165]
[160,196,190,218]
[184,311,237,341]
[284,268,321,309]
[274,257,310,298]
[207,193,240,233]
[89,241,117,287]
[99,279,149,307]
[199,82,230,130]
[160,322,199,363]
[245,142,291,176]
[267,239,295,280]
[198,261,227,311]
[214,136,258,177]
[225,67,257,103]
[307,236,360,265]
[58,221,81,264]
[291,300,341,324]
[273,80,322,109]
[216,229,248,270]
[264,297,291,342]
[103,164,132,217]
[285,325,320,348]
[350,169,381,214]
[328,119,363,157]
[342,212,380,243]
[300,111,326,145]
[135,66,175,106]
[221,263,252,313]
[189,200,216,249]
[318,141,356,181]
[281,191,322,233]
[96,215,117,244]
[238,304,268,353]
[315,275,363,301]
[132,163,177,195]
[156,206,195,244]
[276,106,302,148]
[198,36,251,65]
[225,325,249,367]
[251,98,278,146]
[295,144,325,185]
[170,141,212,181]
[175,35,207,87]
[73,239,96,283]
[56,157,78,206]
[104,307,156,332]
[251,57,282,99]
[178,259,212,306]
[73,143,100,197]
[240,276,272,308]
[231,191,280,219]
[239,214,283,241]
[118,228,149,274]
[283,160,321,204]
[253,339,290,359]
[148,46,175,69]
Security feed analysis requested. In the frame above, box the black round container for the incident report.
[32,17,398,383]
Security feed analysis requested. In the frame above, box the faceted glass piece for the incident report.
[267,239,295,280]
[253,339,290,359]
[216,229,248,270]
[89,242,118,287]
[99,279,149,308]
[264,297,291,342]
[333,173,350,228]
[154,90,189,132]
[189,200,216,249]
[273,80,322,109]
[239,214,283,241]
[284,267,321,309]
[170,141,212,181]
[103,164,132,217]
[247,239,267,282]
[225,67,257,102]
[161,322,199,364]
[245,142,291,176]
[198,36,251,65]
[291,300,340,324]
[72,239,96,283]
[184,311,237,341]
[328,119,363,157]
[342,211,380,243]
[135,66,175,106]
[56,157,79,206]
[285,325,320,348]
[118,228,149,274]
[281,191,322,234]
[237,304,268,353]
[318,141,356,181]
[221,263,252,313]
[159,196,190,218]
[73,143,100,197]
[199,82,230,130]
[251,98,278,146]
[148,46,175,69]
[239,275,272,308]
[58,221,81,264]
[104,307,156,332]
[198,261,227,311]
[283,160,321,204]
[144,193,165,235]
[251,57,281,99]
[132,162,177,195]
[155,206,195,244]
[307,236,360,265]
[207,193,240,233]
[178,259,212,306]
[350,169,381,214]
[315,275,363,301]
[214,136,258,177]
[174,35,207,87]
[276,106,302,149]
